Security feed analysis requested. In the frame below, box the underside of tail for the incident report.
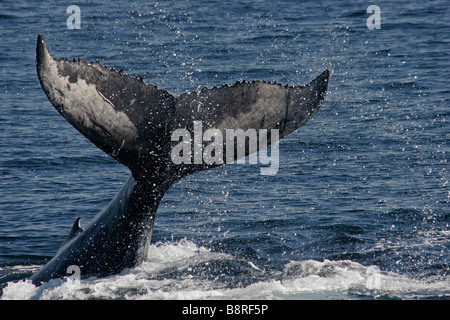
[36,34,329,182]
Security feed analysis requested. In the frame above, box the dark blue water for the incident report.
[0,0,448,299]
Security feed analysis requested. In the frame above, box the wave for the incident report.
[1,239,448,300]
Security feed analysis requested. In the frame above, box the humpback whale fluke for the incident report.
[30,34,329,285]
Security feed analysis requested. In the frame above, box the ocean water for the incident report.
[0,0,448,300]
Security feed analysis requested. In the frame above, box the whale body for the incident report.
[30,34,329,285]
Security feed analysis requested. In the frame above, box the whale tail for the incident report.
[36,34,329,182]
[31,34,329,285]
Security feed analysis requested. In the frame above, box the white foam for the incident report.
[1,240,449,300]
[136,238,234,276]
